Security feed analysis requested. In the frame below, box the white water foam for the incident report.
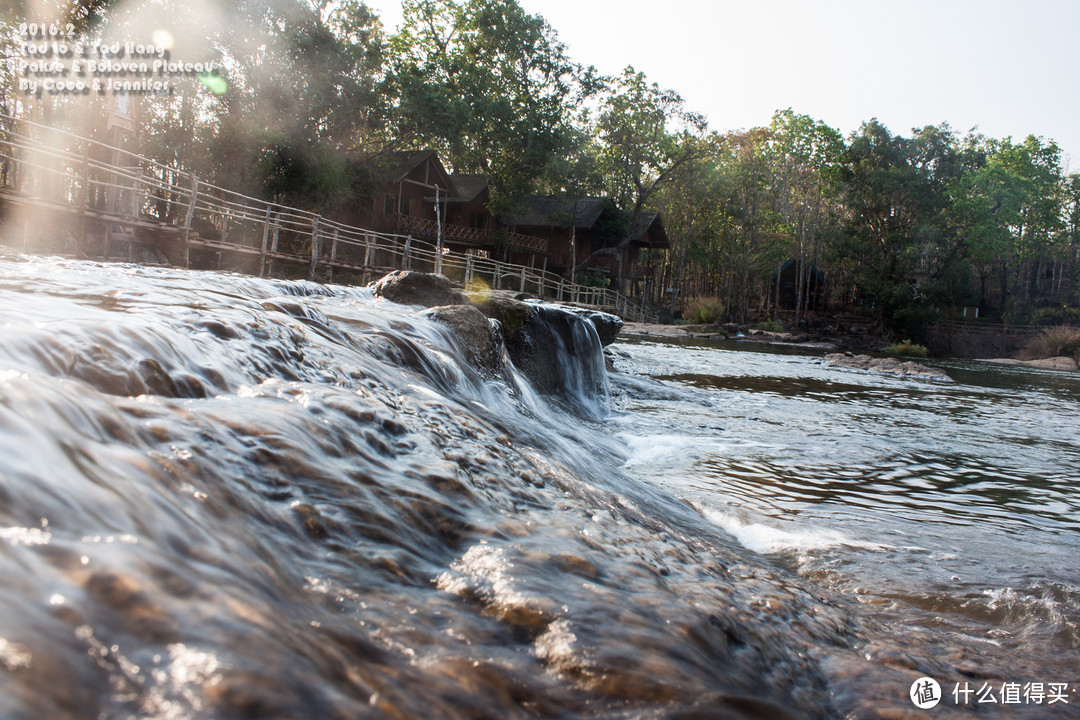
[617,433,708,468]
[702,506,885,555]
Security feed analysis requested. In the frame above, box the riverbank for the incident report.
[976,356,1079,372]
[622,320,1080,373]
[620,320,878,352]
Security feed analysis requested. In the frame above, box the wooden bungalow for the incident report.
[773,258,825,309]
[505,197,669,291]
[365,152,548,262]
[367,150,454,243]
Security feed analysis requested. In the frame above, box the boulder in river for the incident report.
[370,270,468,308]
[475,293,609,400]
[824,353,952,381]
[424,304,502,375]
[374,274,618,402]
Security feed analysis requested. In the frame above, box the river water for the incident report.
[0,256,1076,719]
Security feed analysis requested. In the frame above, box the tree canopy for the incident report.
[8,0,1080,333]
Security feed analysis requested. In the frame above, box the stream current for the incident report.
[0,256,1076,719]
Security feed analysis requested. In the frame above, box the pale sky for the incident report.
[365,0,1080,169]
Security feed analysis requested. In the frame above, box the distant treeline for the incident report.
[2,0,1078,337]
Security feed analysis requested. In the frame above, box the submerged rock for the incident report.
[370,270,468,308]
[824,353,952,381]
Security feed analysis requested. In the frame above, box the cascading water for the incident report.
[0,255,1074,719]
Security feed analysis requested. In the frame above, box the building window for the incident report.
[383,194,413,216]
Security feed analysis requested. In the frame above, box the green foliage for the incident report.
[685,297,723,324]
[755,319,784,333]
[578,270,608,288]
[882,340,929,357]
[18,0,1080,335]
[1024,325,1080,359]
[388,0,592,208]
[594,67,707,212]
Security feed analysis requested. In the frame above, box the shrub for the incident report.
[1030,306,1080,326]
[882,339,928,357]
[1024,325,1080,360]
[684,297,723,324]
[755,319,784,333]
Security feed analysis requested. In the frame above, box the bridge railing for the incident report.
[0,113,659,323]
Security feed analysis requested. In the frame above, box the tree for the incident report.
[387,0,595,215]
[766,109,843,326]
[581,66,707,290]
[651,134,728,314]
[839,119,944,336]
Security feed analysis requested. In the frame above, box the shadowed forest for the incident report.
[2,0,1079,339]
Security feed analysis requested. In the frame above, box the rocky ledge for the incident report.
[823,353,952,381]
[371,271,621,398]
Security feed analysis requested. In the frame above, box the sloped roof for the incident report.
[383,149,439,184]
[775,258,825,283]
[449,174,489,202]
[629,211,669,249]
[505,196,609,229]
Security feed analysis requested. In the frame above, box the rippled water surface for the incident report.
[611,338,1080,681]
[0,256,1077,719]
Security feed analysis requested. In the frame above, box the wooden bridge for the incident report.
[0,113,657,323]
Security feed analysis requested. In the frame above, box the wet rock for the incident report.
[980,356,1078,372]
[569,307,623,347]
[824,353,952,381]
[474,292,532,337]
[370,270,468,308]
[495,303,606,400]
[424,304,501,375]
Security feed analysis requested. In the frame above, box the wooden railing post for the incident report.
[78,144,90,251]
[465,254,472,285]
[259,205,272,277]
[402,235,412,270]
[519,266,526,293]
[310,215,321,280]
[182,173,199,269]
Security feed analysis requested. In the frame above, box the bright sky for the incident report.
[365,0,1080,169]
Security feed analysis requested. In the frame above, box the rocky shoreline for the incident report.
[619,321,872,352]
[622,320,1079,373]
[975,356,1079,372]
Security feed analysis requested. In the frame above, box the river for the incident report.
[0,256,1076,719]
